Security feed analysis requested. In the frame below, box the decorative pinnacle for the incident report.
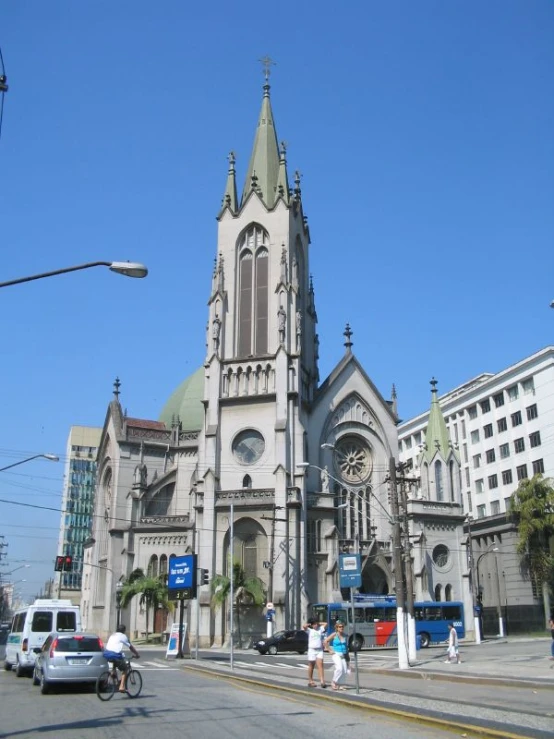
[228,151,236,170]
[113,376,121,400]
[344,323,353,351]
[430,377,438,394]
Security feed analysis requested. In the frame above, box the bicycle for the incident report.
[96,657,142,701]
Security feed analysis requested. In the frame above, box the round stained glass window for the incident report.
[232,429,265,466]
[334,436,372,483]
[432,544,450,569]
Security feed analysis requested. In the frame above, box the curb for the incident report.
[370,667,554,691]
[179,661,539,739]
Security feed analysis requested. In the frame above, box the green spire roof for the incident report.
[241,82,280,208]
[422,378,451,462]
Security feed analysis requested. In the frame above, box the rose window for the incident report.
[334,436,372,483]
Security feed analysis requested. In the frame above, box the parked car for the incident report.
[32,632,107,694]
[254,629,308,656]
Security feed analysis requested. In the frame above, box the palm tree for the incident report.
[509,474,554,624]
[120,573,173,642]
[211,561,266,646]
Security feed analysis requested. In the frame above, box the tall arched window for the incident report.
[435,460,444,502]
[242,475,252,489]
[159,554,168,578]
[445,584,452,601]
[147,555,158,578]
[237,226,269,357]
[434,584,442,601]
[449,461,455,502]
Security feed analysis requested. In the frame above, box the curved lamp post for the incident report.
[0,260,148,289]
[1,565,31,576]
[0,453,59,473]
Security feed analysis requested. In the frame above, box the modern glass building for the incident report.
[57,426,102,597]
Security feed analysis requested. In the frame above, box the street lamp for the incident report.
[0,260,148,289]
[0,453,59,473]
[1,565,31,576]
[476,546,504,638]
[116,580,124,627]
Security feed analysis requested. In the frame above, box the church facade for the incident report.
[82,76,474,645]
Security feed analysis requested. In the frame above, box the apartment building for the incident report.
[398,347,554,633]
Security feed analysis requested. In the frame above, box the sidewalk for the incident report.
[173,640,554,739]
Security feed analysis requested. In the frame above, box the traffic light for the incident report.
[54,555,73,572]
[200,569,210,586]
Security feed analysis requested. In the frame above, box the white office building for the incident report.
[398,346,554,633]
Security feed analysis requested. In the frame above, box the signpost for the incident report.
[168,554,197,659]
[339,553,361,694]
[165,622,188,659]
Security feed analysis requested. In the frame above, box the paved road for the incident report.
[2,639,553,738]
[0,656,468,739]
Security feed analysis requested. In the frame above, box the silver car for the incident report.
[32,632,107,693]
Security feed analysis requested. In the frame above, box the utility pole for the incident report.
[389,457,408,669]
[398,473,417,662]
[466,515,481,644]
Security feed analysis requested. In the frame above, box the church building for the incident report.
[82,73,473,645]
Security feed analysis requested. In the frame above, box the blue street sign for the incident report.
[168,554,197,595]
[339,553,362,589]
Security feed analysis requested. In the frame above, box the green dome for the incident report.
[159,366,204,431]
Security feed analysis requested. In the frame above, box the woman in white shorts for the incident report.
[303,617,327,688]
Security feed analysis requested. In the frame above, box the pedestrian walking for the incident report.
[303,617,327,688]
[548,617,554,660]
[324,620,349,690]
[445,622,461,664]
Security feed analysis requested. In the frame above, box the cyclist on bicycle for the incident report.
[103,624,140,692]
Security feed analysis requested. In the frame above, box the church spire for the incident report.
[241,61,280,209]
[422,377,450,462]
[221,151,238,213]
[275,141,290,204]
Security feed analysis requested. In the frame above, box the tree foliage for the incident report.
[211,561,266,610]
[509,474,554,585]
[119,574,173,641]
[211,560,266,647]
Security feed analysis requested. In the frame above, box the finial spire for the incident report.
[220,150,238,214]
[343,323,353,352]
[113,377,121,400]
[430,377,438,395]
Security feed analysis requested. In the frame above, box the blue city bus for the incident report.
[311,595,465,649]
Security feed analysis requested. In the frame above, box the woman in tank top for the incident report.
[324,620,348,690]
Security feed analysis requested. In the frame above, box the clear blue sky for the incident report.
[1,1,552,600]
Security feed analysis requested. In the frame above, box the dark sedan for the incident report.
[254,629,308,656]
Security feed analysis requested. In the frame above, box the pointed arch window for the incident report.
[242,475,252,489]
[449,461,455,502]
[237,226,269,357]
[435,460,444,502]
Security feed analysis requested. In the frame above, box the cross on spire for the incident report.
[259,55,276,83]
[113,376,121,400]
[344,323,353,351]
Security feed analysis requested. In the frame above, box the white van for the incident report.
[4,599,81,676]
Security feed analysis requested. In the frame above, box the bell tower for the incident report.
[195,68,320,639]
